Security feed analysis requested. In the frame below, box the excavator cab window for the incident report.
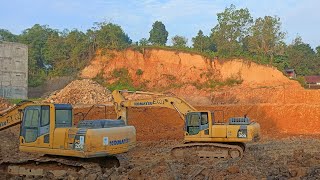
[21,105,51,143]
[22,106,40,143]
[41,106,50,126]
[54,104,73,128]
[55,109,72,128]
[186,113,201,135]
[200,112,209,130]
[186,112,210,136]
[39,106,50,139]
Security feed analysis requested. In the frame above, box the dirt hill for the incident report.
[81,49,295,86]
[80,49,305,105]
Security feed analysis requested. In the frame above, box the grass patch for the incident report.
[193,77,243,90]
[128,45,217,59]
[8,98,43,105]
[92,68,146,91]
[162,74,177,81]
[92,71,106,85]
[106,68,137,91]
[295,76,306,87]
[136,69,144,76]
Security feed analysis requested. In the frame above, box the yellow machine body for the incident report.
[1,102,136,158]
[182,111,260,143]
[112,90,260,145]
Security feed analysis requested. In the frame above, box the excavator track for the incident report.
[0,155,120,177]
[171,143,244,161]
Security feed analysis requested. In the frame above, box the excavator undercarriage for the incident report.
[171,142,245,161]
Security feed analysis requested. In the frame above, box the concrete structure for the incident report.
[0,41,28,99]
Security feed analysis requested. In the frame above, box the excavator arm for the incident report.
[112,90,197,124]
[0,100,34,131]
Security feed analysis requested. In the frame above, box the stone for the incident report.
[50,170,68,178]
[227,166,240,174]
[87,173,97,180]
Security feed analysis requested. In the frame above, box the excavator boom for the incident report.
[112,90,196,123]
[0,100,34,130]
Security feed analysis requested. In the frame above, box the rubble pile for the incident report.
[46,79,112,105]
[0,97,10,111]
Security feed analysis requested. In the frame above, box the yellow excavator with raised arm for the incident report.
[112,90,260,160]
[0,100,136,176]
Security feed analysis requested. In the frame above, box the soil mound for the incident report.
[46,79,112,105]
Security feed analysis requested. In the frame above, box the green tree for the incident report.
[86,28,97,56]
[19,24,55,67]
[94,22,132,50]
[139,38,149,46]
[211,4,253,56]
[18,24,56,86]
[192,30,216,52]
[316,46,320,56]
[171,35,188,48]
[287,36,316,75]
[0,29,18,42]
[64,29,91,71]
[149,21,168,45]
[43,31,68,68]
[247,16,286,64]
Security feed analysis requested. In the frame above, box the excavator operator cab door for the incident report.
[20,105,51,148]
[185,112,209,137]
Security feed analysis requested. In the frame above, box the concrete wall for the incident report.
[0,41,28,99]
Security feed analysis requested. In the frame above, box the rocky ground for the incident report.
[1,133,320,179]
[117,138,320,180]
[1,104,320,179]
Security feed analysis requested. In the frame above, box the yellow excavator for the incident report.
[112,90,260,159]
[0,100,136,175]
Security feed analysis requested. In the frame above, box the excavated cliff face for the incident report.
[81,49,304,105]
[81,49,295,86]
[81,49,213,87]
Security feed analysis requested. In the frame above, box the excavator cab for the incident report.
[185,111,210,136]
[20,104,72,147]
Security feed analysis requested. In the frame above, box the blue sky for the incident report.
[0,0,319,48]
